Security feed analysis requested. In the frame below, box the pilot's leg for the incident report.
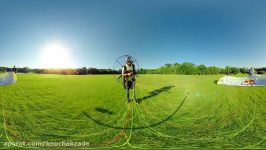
[125,80,130,103]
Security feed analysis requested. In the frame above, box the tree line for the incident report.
[0,67,119,75]
[138,62,266,75]
[0,63,265,75]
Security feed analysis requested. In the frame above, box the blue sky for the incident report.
[0,0,265,69]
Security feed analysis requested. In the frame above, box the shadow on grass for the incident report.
[95,107,113,115]
[136,85,175,103]
[214,80,218,84]
[83,92,189,130]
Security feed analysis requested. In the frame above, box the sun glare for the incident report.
[40,42,72,68]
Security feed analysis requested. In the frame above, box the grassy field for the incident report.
[0,74,265,149]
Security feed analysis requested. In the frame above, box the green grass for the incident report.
[0,74,265,149]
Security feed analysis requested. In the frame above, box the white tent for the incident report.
[217,75,266,86]
[0,72,17,86]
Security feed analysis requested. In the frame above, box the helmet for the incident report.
[126,56,133,63]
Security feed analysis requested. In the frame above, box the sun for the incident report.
[40,42,73,68]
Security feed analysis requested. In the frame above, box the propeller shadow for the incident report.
[83,91,189,130]
[95,107,114,115]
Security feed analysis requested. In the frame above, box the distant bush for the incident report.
[256,67,266,74]
[0,67,6,73]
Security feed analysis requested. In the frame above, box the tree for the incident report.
[206,66,220,75]
[139,68,146,74]
[225,66,231,75]
[164,64,172,68]
[180,62,199,75]
[17,67,30,73]
[231,67,240,74]
[198,64,207,75]
[219,68,227,74]
[77,67,88,75]
[240,67,247,74]
[173,63,180,74]
[0,67,6,73]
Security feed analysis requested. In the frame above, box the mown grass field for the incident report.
[0,74,265,149]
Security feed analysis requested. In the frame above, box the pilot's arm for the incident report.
[122,66,128,77]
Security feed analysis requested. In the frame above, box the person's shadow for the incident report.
[136,85,175,103]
